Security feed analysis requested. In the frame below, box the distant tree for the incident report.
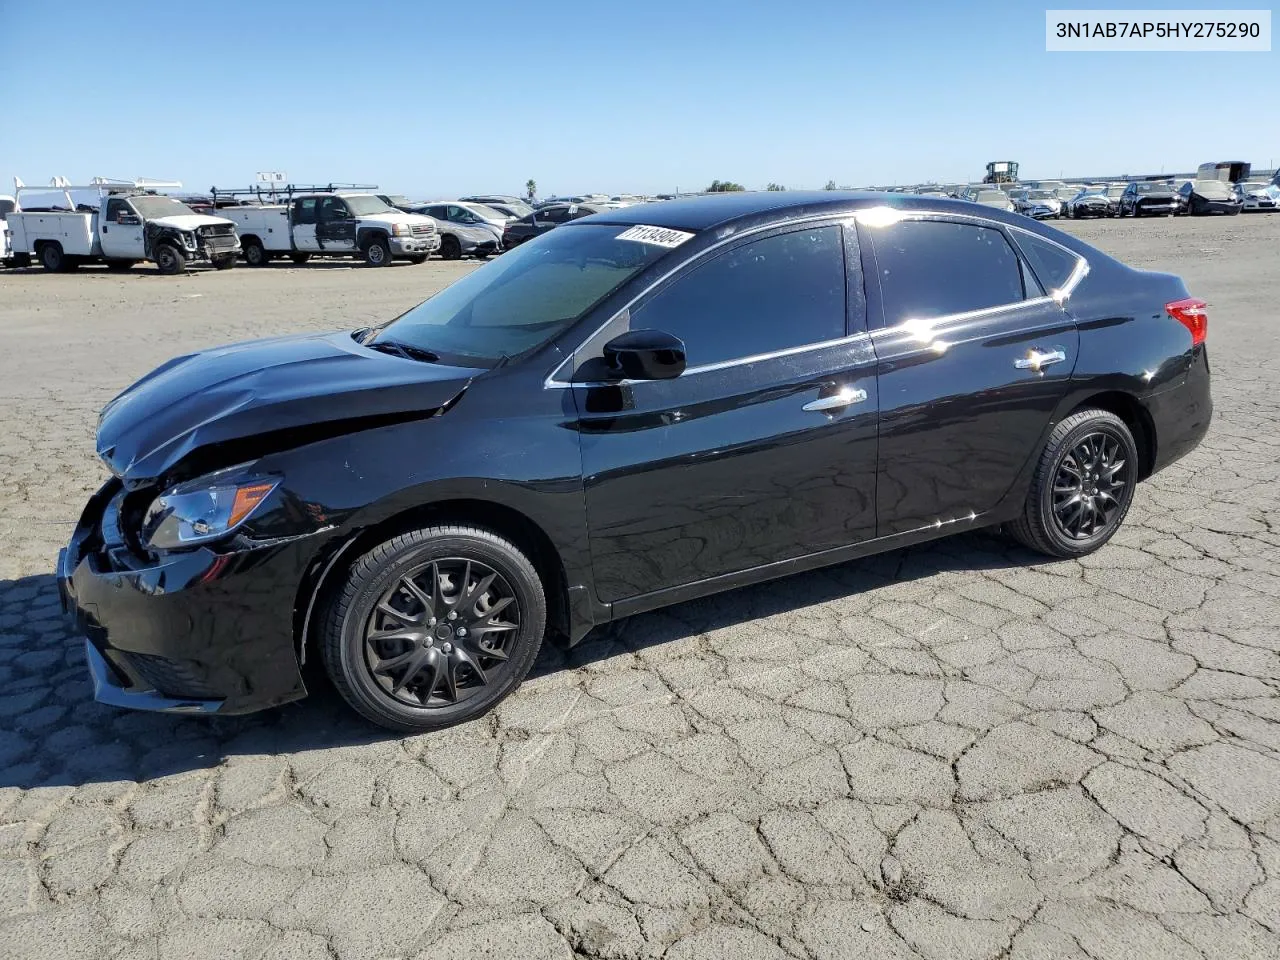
[824,179,837,190]
[766,182,786,191]
[706,180,746,193]
[525,179,537,200]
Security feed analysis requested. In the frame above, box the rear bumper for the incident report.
[1148,345,1212,475]
[58,481,311,716]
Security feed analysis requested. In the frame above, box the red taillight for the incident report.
[1166,297,1207,346]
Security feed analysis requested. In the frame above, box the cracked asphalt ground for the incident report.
[1,213,1279,960]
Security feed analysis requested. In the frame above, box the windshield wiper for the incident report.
[365,340,441,363]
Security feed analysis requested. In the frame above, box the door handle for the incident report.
[1014,347,1067,372]
[802,386,868,413]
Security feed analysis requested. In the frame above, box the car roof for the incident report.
[574,190,1002,232]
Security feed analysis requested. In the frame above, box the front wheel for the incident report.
[243,239,268,267]
[363,237,391,267]
[320,525,546,732]
[154,243,186,275]
[1006,409,1138,559]
[439,235,462,261]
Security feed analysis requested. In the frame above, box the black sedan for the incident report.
[59,193,1212,732]
[501,202,606,248]
[1118,181,1180,217]
[1064,189,1114,219]
[1179,180,1243,216]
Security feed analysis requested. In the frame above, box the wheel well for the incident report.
[294,498,571,661]
[1069,392,1155,480]
[240,234,262,247]
[358,228,389,249]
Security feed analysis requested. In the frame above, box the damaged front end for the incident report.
[58,329,478,714]
[144,220,241,265]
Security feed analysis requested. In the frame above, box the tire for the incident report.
[1006,409,1138,559]
[363,236,391,267]
[243,239,268,267]
[105,259,135,272]
[154,243,186,275]
[212,255,236,270]
[39,242,65,272]
[439,235,462,261]
[407,254,428,264]
[320,525,547,732]
[289,252,311,264]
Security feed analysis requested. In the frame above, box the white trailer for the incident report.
[6,177,241,274]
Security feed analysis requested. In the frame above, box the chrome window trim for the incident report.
[870,295,1059,342]
[544,206,1088,390]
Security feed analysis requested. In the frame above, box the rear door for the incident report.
[859,214,1081,535]
[292,198,319,251]
[567,220,879,606]
[316,197,357,251]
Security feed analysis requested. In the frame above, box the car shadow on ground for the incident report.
[0,529,1040,791]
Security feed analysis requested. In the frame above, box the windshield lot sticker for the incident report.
[616,225,695,247]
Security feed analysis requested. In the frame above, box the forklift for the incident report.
[983,161,1019,184]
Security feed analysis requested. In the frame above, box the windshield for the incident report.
[344,195,397,216]
[1106,185,1127,197]
[372,223,680,364]
[129,196,198,218]
[1136,183,1172,194]
[1028,190,1054,199]
[464,203,508,220]
[976,191,1007,202]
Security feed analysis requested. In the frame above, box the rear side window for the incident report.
[870,220,1024,326]
[631,225,846,367]
[1014,231,1081,294]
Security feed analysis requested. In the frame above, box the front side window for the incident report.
[628,225,846,368]
[294,199,317,224]
[870,219,1025,326]
[318,197,349,221]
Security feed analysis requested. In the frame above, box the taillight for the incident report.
[1166,297,1207,346]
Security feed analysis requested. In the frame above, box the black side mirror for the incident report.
[602,329,686,381]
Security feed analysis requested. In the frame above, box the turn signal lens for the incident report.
[229,483,277,527]
[1165,297,1208,347]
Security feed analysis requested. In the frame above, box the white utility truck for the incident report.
[0,194,15,266]
[211,184,439,267]
[6,177,240,274]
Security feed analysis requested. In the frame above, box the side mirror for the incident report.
[602,329,686,381]
[118,214,141,226]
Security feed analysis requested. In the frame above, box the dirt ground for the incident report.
[0,213,1278,960]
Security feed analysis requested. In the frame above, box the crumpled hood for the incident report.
[97,330,477,485]
[150,213,237,231]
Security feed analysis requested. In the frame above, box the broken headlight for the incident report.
[141,471,279,550]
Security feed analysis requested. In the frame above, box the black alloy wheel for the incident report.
[321,525,546,731]
[1007,408,1138,558]
[439,235,462,260]
[364,557,520,708]
[154,243,185,275]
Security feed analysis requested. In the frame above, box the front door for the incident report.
[858,214,1081,535]
[99,197,146,259]
[569,221,879,606]
[315,196,357,251]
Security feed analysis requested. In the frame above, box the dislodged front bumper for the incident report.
[57,480,311,716]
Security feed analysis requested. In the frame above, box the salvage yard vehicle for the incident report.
[0,194,14,266]
[1064,188,1114,219]
[413,203,503,258]
[1238,182,1279,211]
[500,201,608,248]
[1179,180,1243,216]
[968,189,1016,212]
[1119,181,1180,217]
[58,192,1213,732]
[1010,188,1062,219]
[213,187,439,266]
[6,178,240,274]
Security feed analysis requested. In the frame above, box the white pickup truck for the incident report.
[216,191,439,267]
[6,178,240,274]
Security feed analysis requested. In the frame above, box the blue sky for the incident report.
[2,0,1275,198]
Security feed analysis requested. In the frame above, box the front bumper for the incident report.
[1136,200,1178,214]
[390,235,441,255]
[58,480,311,716]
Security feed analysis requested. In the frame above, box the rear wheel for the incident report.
[1007,409,1138,559]
[39,242,66,272]
[439,235,462,260]
[243,239,268,267]
[154,243,186,275]
[320,525,546,732]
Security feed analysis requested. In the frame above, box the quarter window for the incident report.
[870,220,1025,326]
[1014,232,1082,293]
[630,225,846,367]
